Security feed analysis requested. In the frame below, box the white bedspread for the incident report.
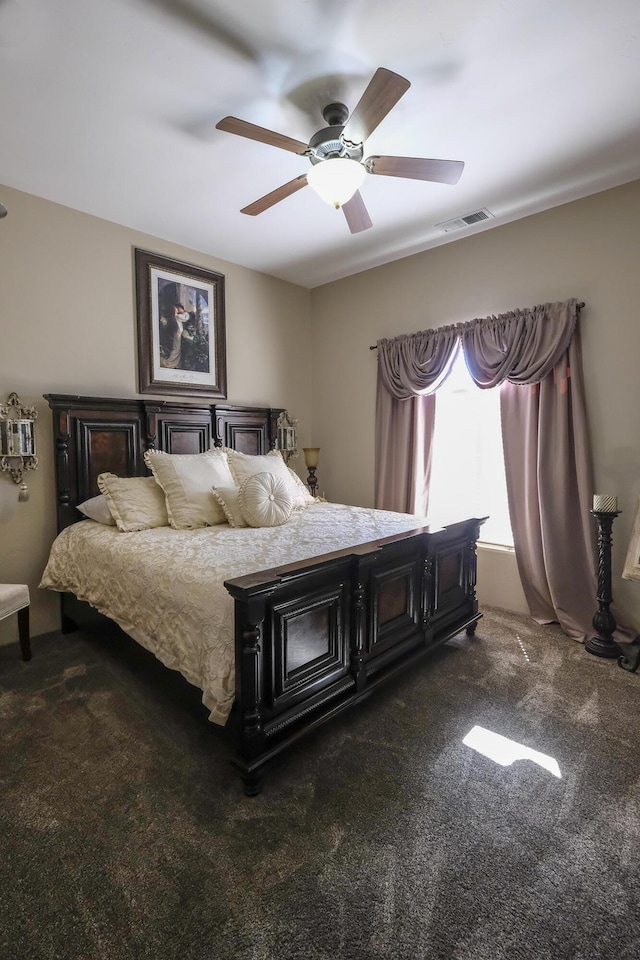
[40,503,426,724]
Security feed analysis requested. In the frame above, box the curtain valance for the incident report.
[377,322,460,401]
[377,298,579,397]
[462,299,578,388]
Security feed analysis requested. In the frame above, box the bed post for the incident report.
[234,596,268,796]
[53,407,76,634]
[350,570,367,692]
[145,410,157,452]
[421,553,434,640]
[466,535,480,636]
[54,408,71,514]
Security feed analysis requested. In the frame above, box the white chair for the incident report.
[0,584,31,661]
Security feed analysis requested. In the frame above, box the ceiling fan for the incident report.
[216,67,464,234]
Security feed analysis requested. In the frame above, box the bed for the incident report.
[42,393,485,795]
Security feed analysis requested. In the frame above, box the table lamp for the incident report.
[302,447,320,497]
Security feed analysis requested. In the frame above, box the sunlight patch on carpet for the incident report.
[463,724,561,778]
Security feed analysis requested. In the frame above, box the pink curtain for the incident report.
[375,388,435,515]
[375,325,460,514]
[375,298,606,643]
[461,300,596,641]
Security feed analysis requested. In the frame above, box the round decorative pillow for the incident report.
[238,472,294,528]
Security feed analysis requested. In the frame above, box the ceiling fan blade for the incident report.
[341,68,410,145]
[216,117,309,155]
[241,176,309,216]
[137,1,259,63]
[342,191,372,234]
[366,155,464,185]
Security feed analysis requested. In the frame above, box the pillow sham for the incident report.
[237,472,294,528]
[226,449,308,508]
[144,448,235,529]
[211,484,247,528]
[287,467,315,504]
[96,474,169,532]
[77,494,117,526]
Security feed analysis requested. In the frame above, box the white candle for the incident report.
[593,494,618,513]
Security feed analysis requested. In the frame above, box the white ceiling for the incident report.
[1,0,639,288]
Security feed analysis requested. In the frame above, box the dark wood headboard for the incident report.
[44,394,284,531]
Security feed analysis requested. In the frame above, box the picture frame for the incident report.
[135,248,227,398]
[622,496,640,584]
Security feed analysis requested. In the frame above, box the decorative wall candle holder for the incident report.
[0,392,38,501]
[276,410,298,464]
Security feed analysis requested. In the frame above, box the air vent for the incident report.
[436,208,494,233]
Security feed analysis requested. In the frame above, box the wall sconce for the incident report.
[0,392,38,501]
[303,447,320,497]
[276,410,298,464]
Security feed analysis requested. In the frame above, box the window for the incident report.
[428,350,513,546]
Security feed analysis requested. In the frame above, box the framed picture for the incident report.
[623,496,640,584]
[135,248,227,398]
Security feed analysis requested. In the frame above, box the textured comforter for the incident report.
[40,502,426,724]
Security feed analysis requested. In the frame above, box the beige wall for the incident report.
[0,185,313,644]
[309,180,640,626]
[3,179,639,645]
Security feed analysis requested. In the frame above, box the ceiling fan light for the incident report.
[307,158,366,208]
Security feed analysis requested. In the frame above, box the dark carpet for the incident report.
[1,607,639,960]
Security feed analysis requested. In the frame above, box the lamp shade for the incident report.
[306,158,366,208]
[303,447,320,469]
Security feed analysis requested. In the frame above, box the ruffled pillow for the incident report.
[287,467,314,504]
[96,474,168,532]
[211,485,247,528]
[144,448,235,529]
[226,449,309,508]
[237,472,293,528]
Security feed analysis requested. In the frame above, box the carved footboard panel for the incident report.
[225,517,483,794]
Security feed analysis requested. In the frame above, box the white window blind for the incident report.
[428,351,514,547]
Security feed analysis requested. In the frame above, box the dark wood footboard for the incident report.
[225,516,484,795]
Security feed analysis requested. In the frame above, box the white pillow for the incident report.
[238,472,294,528]
[96,474,169,532]
[211,484,247,528]
[144,448,235,529]
[287,467,315,504]
[77,494,117,526]
[227,449,308,508]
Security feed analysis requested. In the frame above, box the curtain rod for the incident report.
[368,301,586,349]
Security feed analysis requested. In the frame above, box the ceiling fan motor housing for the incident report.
[322,102,349,126]
[308,102,364,166]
